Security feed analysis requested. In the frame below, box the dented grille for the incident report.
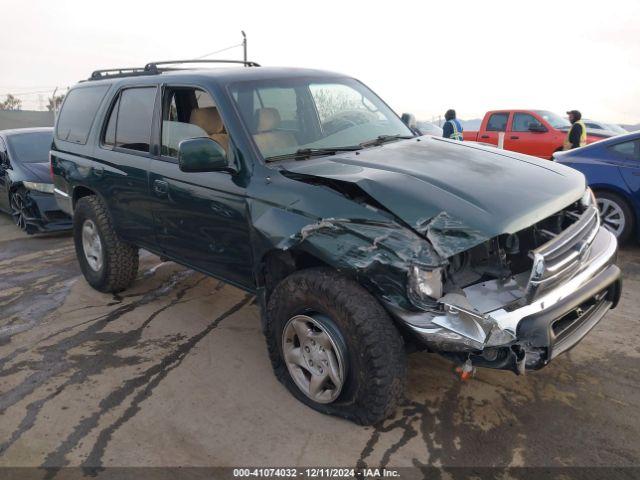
[525,205,600,301]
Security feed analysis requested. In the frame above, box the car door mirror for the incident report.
[401,113,417,129]
[178,137,229,173]
[528,123,547,133]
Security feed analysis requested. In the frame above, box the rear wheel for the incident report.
[73,195,139,293]
[266,268,407,425]
[595,191,634,243]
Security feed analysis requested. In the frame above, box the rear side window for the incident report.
[56,86,109,144]
[486,113,509,132]
[609,140,640,160]
[103,87,156,152]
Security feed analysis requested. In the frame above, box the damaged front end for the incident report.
[389,191,621,374]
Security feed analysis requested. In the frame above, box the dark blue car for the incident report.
[554,131,640,243]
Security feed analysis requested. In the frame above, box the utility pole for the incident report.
[242,30,247,64]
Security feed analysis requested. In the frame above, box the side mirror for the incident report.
[401,113,417,130]
[528,123,547,133]
[178,137,229,173]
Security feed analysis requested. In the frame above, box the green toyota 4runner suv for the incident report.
[51,60,621,425]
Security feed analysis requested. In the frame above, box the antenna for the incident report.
[242,31,247,64]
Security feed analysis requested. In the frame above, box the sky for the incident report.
[1,0,639,124]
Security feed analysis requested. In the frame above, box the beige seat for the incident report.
[190,107,229,153]
[252,108,297,156]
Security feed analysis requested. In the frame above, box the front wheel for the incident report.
[266,268,407,425]
[73,195,139,293]
[10,188,36,234]
[596,191,634,243]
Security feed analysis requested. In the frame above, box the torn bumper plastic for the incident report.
[390,227,620,372]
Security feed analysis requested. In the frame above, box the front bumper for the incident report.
[392,227,620,372]
[21,190,72,233]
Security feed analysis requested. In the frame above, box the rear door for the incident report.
[479,112,510,146]
[93,86,158,245]
[147,85,254,289]
[609,139,640,194]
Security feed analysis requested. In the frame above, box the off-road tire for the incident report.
[266,268,407,425]
[73,195,139,293]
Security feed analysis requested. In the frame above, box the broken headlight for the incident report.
[407,266,443,309]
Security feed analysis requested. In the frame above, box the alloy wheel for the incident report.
[597,197,625,238]
[10,192,28,231]
[282,314,346,404]
[81,219,104,271]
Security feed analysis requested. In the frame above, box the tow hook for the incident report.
[511,345,526,375]
[455,358,475,381]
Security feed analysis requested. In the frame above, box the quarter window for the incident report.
[103,87,156,153]
[512,113,543,132]
[609,140,640,160]
[56,85,109,144]
[486,113,509,132]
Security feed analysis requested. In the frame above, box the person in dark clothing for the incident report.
[443,109,463,141]
[564,110,587,150]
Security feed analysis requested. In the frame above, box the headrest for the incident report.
[255,108,281,132]
[190,107,224,135]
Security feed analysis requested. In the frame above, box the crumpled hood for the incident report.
[19,162,51,183]
[281,136,586,257]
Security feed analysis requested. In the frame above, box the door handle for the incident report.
[510,136,519,140]
[153,179,169,196]
[480,135,489,139]
[93,166,104,177]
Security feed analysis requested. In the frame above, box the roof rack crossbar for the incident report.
[144,59,261,71]
[89,67,154,80]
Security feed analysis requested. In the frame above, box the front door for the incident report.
[147,85,254,290]
[504,112,550,158]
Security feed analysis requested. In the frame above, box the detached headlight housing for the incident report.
[23,182,54,194]
[407,266,443,309]
[580,187,596,209]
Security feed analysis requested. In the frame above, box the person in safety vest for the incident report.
[443,109,463,141]
[564,110,587,150]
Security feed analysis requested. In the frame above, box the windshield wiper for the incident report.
[359,134,414,148]
[264,146,362,162]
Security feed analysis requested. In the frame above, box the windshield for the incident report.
[6,131,53,163]
[229,77,413,159]
[535,110,571,129]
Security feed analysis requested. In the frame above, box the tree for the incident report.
[0,94,22,110]
[47,94,65,112]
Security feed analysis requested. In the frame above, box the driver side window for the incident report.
[161,87,229,158]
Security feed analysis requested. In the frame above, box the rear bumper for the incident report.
[392,227,620,372]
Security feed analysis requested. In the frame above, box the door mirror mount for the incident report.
[178,137,231,173]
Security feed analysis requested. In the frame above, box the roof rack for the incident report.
[144,59,261,71]
[89,67,154,81]
[87,59,260,81]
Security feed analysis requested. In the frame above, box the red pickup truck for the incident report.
[463,109,611,159]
